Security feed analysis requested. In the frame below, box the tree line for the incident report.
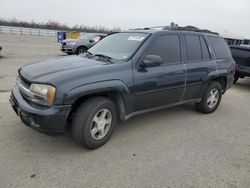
[0,18,121,33]
[0,19,218,35]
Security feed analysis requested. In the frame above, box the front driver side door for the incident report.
[133,34,185,112]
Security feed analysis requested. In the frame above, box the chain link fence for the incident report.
[0,25,59,37]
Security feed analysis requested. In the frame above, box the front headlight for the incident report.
[29,84,56,106]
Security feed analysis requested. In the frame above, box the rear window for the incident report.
[208,37,232,59]
[185,35,211,62]
[185,35,202,61]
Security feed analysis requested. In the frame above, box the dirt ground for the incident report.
[0,34,63,91]
[0,34,250,188]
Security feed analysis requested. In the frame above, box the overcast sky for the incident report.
[1,0,250,38]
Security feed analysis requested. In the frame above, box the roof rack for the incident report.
[132,26,167,30]
[131,25,219,35]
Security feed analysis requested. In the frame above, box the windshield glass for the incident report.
[79,33,93,39]
[88,32,149,61]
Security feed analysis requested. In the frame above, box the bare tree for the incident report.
[0,17,121,33]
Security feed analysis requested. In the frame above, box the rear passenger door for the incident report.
[183,34,216,100]
[133,34,185,111]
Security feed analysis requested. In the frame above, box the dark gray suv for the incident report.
[61,33,106,55]
[10,29,235,149]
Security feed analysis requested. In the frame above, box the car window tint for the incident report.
[208,37,232,59]
[185,35,202,61]
[200,36,211,60]
[144,35,181,63]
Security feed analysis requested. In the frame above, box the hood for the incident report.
[62,37,90,43]
[19,56,109,83]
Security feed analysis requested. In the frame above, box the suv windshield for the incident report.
[88,32,149,61]
[79,33,93,39]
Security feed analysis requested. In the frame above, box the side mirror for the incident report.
[89,39,95,43]
[141,55,162,67]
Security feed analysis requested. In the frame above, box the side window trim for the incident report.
[203,35,216,60]
[141,34,182,65]
[199,35,212,60]
[184,34,202,63]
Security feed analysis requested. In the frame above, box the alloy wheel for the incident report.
[90,109,112,140]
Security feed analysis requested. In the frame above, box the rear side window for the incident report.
[200,36,211,60]
[208,37,232,59]
[144,35,181,64]
[185,35,202,61]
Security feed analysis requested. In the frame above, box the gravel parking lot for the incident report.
[0,34,250,188]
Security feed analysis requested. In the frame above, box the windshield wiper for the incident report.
[94,54,113,63]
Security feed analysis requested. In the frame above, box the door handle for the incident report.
[175,71,184,75]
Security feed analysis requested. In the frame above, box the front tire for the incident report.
[195,82,222,114]
[76,46,87,55]
[71,97,117,149]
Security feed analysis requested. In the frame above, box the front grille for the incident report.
[17,75,32,101]
[11,93,18,106]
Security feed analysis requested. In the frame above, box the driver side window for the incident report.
[144,35,181,64]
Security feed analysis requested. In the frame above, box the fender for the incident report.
[62,80,133,120]
[200,69,229,98]
[199,69,218,98]
[64,80,131,104]
[216,68,230,77]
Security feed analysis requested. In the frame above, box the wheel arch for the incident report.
[199,75,228,99]
[66,80,131,122]
[212,76,227,93]
[67,90,127,122]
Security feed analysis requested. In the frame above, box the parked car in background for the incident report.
[230,46,250,83]
[61,33,107,55]
[10,29,235,149]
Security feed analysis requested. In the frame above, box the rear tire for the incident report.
[71,97,117,149]
[233,72,240,84]
[195,82,222,114]
[66,52,73,55]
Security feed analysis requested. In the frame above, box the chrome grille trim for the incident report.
[17,77,46,102]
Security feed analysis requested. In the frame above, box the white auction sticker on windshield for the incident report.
[128,36,145,41]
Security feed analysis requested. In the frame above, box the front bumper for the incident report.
[9,86,72,136]
[61,45,76,53]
